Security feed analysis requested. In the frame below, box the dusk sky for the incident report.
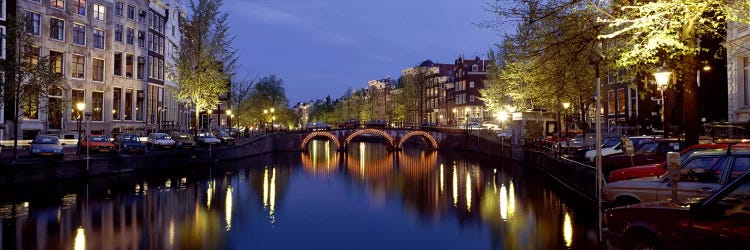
[223,0,508,104]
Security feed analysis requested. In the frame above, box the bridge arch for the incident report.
[301,131,341,150]
[343,129,395,149]
[397,131,438,150]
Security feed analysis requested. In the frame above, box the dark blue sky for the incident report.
[224,0,507,104]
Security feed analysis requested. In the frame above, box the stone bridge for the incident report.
[297,128,447,151]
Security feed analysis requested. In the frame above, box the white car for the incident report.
[604,149,750,207]
[147,133,176,150]
[584,136,655,163]
[459,122,481,130]
[195,132,221,146]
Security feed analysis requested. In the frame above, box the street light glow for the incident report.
[76,102,85,111]
[562,102,571,110]
[653,68,671,87]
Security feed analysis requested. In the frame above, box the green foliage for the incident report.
[241,75,290,127]
[176,0,236,127]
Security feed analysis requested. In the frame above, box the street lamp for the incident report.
[76,102,85,155]
[207,109,213,132]
[497,111,508,130]
[562,102,571,132]
[653,67,672,137]
[589,47,605,244]
[226,109,232,129]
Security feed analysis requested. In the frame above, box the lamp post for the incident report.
[452,108,457,127]
[653,67,672,137]
[76,102,85,155]
[589,48,605,244]
[497,111,508,131]
[562,102,571,132]
[225,109,232,129]
[206,109,213,132]
[85,111,92,171]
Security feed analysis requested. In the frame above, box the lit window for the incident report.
[73,0,86,16]
[92,58,104,82]
[92,92,103,121]
[71,54,85,79]
[49,51,64,74]
[50,0,64,9]
[93,4,106,21]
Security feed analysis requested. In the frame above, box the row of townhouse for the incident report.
[0,0,192,141]
[342,55,492,127]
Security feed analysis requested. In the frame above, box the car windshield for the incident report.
[91,136,109,142]
[33,137,58,144]
[156,134,171,140]
[122,135,139,142]
[635,142,659,154]
[602,137,620,148]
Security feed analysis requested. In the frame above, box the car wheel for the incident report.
[625,231,664,250]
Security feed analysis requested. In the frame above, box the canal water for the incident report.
[0,140,599,249]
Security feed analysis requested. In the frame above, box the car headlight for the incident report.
[54,149,62,153]
[32,149,40,153]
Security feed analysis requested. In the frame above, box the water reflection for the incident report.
[0,141,597,249]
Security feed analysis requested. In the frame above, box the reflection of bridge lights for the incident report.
[263,168,269,207]
[563,211,573,247]
[466,171,472,212]
[226,185,233,231]
[360,142,366,179]
[500,184,507,220]
[207,179,215,210]
[74,227,85,250]
[452,165,458,207]
[439,164,444,195]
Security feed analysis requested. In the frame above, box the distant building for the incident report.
[447,55,491,125]
[727,21,750,123]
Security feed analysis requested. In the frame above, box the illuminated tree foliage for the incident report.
[483,0,602,127]
[176,0,237,130]
[597,0,750,145]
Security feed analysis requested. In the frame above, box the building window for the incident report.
[50,0,64,9]
[469,81,474,88]
[115,2,123,16]
[471,65,478,72]
[22,86,39,120]
[72,23,85,45]
[71,54,85,79]
[158,59,163,80]
[126,27,134,45]
[71,89,84,120]
[125,89,133,120]
[608,91,616,114]
[73,0,85,16]
[93,4,105,21]
[744,57,750,107]
[49,50,63,74]
[125,54,133,78]
[92,58,104,82]
[113,88,121,120]
[617,88,626,114]
[470,95,475,102]
[49,18,64,41]
[24,46,39,65]
[137,56,145,79]
[136,90,144,121]
[93,29,104,49]
[48,87,63,130]
[25,12,41,35]
[137,30,145,47]
[138,9,146,23]
[0,26,3,60]
[92,92,103,121]
[127,5,135,19]
[114,24,123,42]
[113,52,122,76]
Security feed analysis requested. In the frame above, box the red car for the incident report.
[80,134,117,154]
[603,170,750,249]
[601,139,683,178]
[608,143,750,182]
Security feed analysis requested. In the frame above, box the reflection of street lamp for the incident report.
[654,67,671,137]
[76,102,85,155]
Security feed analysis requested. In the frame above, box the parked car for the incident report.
[608,143,750,182]
[338,119,360,129]
[604,149,750,207]
[496,131,513,141]
[305,122,332,131]
[81,135,116,154]
[115,134,146,154]
[170,132,196,149]
[601,139,683,177]
[30,135,64,159]
[584,136,656,163]
[603,170,750,250]
[194,132,221,146]
[459,122,481,130]
[216,132,236,145]
[365,119,387,128]
[147,133,176,150]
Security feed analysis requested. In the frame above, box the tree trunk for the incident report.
[682,53,699,146]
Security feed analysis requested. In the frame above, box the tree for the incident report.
[597,0,750,145]
[229,74,256,128]
[1,17,66,159]
[176,0,237,133]
[243,75,289,128]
